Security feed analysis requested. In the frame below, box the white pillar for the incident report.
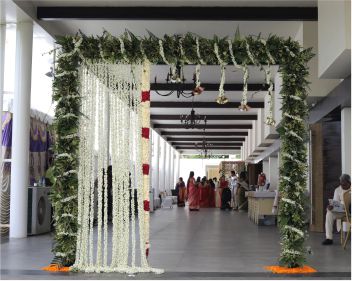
[153,133,160,197]
[10,22,33,238]
[166,144,171,191]
[0,24,6,191]
[159,139,166,192]
[341,107,351,175]
[262,159,269,178]
[177,152,181,179]
[175,151,180,180]
[269,157,279,190]
[170,148,174,188]
[0,24,5,115]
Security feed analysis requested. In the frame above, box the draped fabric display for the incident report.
[0,112,52,236]
[73,63,161,274]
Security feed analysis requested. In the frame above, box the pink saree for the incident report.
[187,177,200,210]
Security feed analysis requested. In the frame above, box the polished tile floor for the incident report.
[1,207,351,279]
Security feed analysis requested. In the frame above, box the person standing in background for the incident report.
[229,170,238,210]
[176,177,186,207]
[187,172,200,211]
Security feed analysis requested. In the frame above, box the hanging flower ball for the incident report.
[193,86,204,95]
[265,116,276,126]
[238,104,251,111]
[216,95,229,105]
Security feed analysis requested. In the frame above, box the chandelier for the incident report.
[180,97,206,129]
[195,119,212,158]
[153,63,204,98]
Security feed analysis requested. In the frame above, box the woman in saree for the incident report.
[208,179,216,208]
[200,178,210,208]
[216,176,228,208]
[187,172,200,211]
[176,177,187,207]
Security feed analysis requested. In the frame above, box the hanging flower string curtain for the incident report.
[51,31,313,270]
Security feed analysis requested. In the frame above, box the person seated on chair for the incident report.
[235,171,249,211]
[322,174,351,245]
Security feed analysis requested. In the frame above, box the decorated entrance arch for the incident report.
[49,30,313,272]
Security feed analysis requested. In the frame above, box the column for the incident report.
[341,107,351,174]
[159,139,166,192]
[177,152,181,180]
[10,22,33,238]
[262,159,269,177]
[0,24,5,117]
[0,25,6,191]
[268,157,279,190]
[153,133,160,198]
[170,148,174,188]
[165,143,171,190]
[175,151,180,180]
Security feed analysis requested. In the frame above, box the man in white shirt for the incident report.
[322,174,351,245]
[229,170,238,210]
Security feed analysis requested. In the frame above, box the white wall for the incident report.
[256,108,264,146]
[151,130,160,197]
[179,158,223,182]
[318,0,351,78]
[262,159,269,179]
[341,108,351,175]
[303,22,341,96]
[268,156,279,190]
[159,137,166,191]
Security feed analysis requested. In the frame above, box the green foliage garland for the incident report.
[51,31,313,267]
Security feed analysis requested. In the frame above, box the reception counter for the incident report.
[246,191,276,224]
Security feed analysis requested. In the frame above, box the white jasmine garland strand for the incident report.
[56,94,81,104]
[55,70,77,78]
[285,45,296,57]
[214,43,225,66]
[60,195,77,203]
[57,37,83,59]
[74,66,87,268]
[260,39,276,65]
[227,39,240,68]
[245,40,256,65]
[282,94,303,101]
[61,213,76,218]
[59,113,79,119]
[60,133,79,140]
[264,65,276,126]
[281,176,292,182]
[241,66,249,106]
[158,40,176,79]
[95,64,105,268]
[285,130,304,141]
[283,112,303,122]
[57,232,77,237]
[281,198,304,211]
[118,37,128,62]
[158,40,169,65]
[195,64,201,87]
[88,66,97,267]
[219,64,226,97]
[196,37,206,65]
[282,152,305,164]
[282,249,302,255]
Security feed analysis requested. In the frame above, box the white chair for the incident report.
[160,192,173,208]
